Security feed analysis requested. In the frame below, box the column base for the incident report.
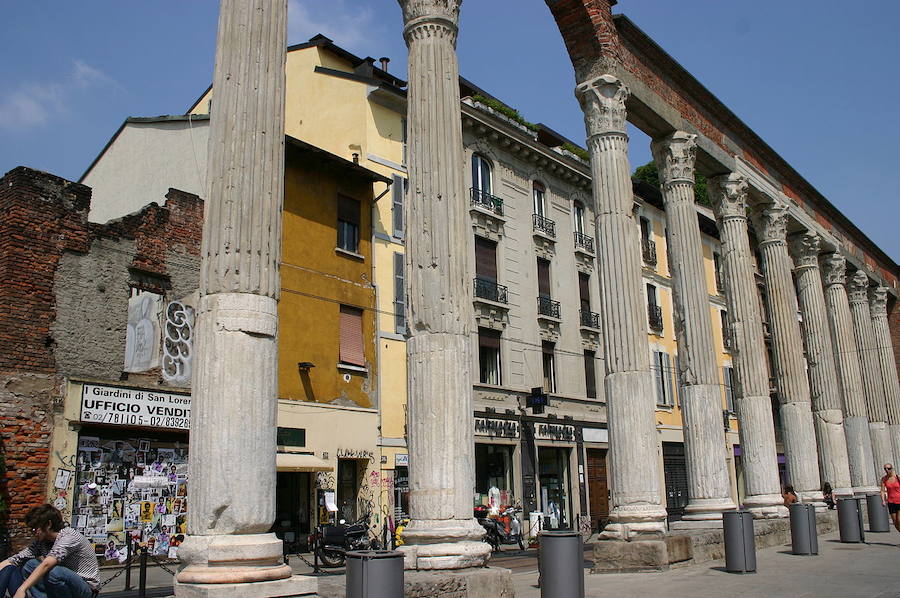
[398,519,491,569]
[832,486,855,498]
[743,493,788,518]
[175,576,317,598]
[599,504,668,540]
[797,490,827,512]
[681,497,737,521]
[853,486,881,496]
[175,533,290,586]
[592,537,669,573]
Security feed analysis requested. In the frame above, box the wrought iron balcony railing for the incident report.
[470,187,504,216]
[715,270,725,295]
[723,330,734,351]
[580,309,600,329]
[642,239,658,267]
[648,304,663,333]
[573,231,594,253]
[537,296,561,318]
[474,277,508,304]
[533,213,556,238]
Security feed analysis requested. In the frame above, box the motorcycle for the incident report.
[308,512,380,568]
[475,504,525,551]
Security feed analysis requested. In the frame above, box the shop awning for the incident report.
[276,453,333,472]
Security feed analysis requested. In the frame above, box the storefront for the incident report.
[473,416,521,511]
[529,421,578,530]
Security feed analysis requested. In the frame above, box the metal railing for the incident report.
[537,296,561,318]
[474,277,508,304]
[573,231,594,253]
[642,238,657,266]
[723,329,734,351]
[715,269,725,294]
[580,309,600,329]
[648,304,663,332]
[470,187,504,216]
[533,213,556,237]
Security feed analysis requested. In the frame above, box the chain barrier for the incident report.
[96,551,139,589]
[147,553,178,577]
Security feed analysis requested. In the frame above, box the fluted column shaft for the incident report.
[397,0,490,569]
[177,0,291,587]
[822,254,879,494]
[850,272,893,474]
[651,133,734,521]
[789,234,853,496]
[871,287,900,467]
[709,174,784,517]
[576,75,666,538]
[753,202,823,505]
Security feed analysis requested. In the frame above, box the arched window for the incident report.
[471,154,492,195]
[573,201,585,235]
[533,181,546,217]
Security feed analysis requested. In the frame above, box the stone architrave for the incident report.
[789,233,853,497]
[871,287,900,466]
[821,254,879,495]
[708,174,785,517]
[651,132,735,522]
[848,272,893,473]
[576,75,667,538]
[175,1,315,596]
[396,0,492,570]
[752,201,824,506]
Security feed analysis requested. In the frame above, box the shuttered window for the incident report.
[652,350,674,406]
[475,236,498,282]
[339,306,365,366]
[584,350,597,399]
[392,175,405,238]
[537,259,551,298]
[579,273,591,311]
[478,328,502,385]
[542,341,556,393]
[394,252,406,334]
[723,366,735,413]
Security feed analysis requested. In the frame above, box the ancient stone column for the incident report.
[709,174,785,517]
[849,272,893,472]
[821,254,879,495]
[176,1,313,596]
[576,75,667,538]
[789,233,853,497]
[651,132,735,522]
[871,287,900,466]
[752,201,823,506]
[397,0,491,570]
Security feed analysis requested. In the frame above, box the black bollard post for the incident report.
[539,530,584,598]
[866,494,890,532]
[138,545,148,598]
[789,504,818,555]
[124,533,133,591]
[346,550,404,598]
[837,498,862,543]
[723,511,756,573]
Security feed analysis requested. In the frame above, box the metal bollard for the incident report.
[723,511,756,573]
[866,494,890,532]
[539,530,584,598]
[345,550,404,598]
[789,503,818,555]
[837,498,862,543]
[138,545,148,598]
[124,533,133,591]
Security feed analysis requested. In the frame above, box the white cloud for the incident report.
[0,60,117,131]
[288,0,380,52]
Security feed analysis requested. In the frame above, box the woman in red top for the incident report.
[880,463,900,533]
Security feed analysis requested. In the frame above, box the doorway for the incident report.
[586,448,609,533]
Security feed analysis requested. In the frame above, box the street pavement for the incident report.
[99,529,900,597]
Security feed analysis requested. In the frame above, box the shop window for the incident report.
[337,459,360,523]
[339,306,365,367]
[393,466,409,520]
[478,328,502,385]
[538,446,572,529]
[542,341,556,394]
[584,350,597,399]
[337,195,360,253]
[394,252,406,334]
[474,444,515,507]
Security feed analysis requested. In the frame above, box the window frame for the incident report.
[478,328,502,386]
[471,153,492,195]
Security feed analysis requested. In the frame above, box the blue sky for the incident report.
[1,1,897,261]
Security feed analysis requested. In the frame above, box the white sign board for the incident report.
[395,454,409,466]
[582,427,609,443]
[80,384,191,430]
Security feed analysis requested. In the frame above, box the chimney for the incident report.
[379,57,390,72]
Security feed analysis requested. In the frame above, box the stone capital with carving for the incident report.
[870,286,888,317]
[398,0,460,41]
[752,201,788,245]
[821,253,847,287]
[709,173,749,220]
[848,270,871,304]
[575,74,629,136]
[651,131,697,185]
[789,232,821,269]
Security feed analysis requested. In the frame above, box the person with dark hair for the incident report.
[782,484,799,507]
[0,504,99,597]
[822,482,835,510]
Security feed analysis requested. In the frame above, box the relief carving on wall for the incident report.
[161,301,194,386]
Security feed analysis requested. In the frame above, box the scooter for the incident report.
[475,505,525,551]
[308,512,380,568]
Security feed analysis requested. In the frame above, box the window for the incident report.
[579,273,591,312]
[533,182,546,217]
[647,283,663,333]
[472,154,492,195]
[401,118,408,166]
[394,253,406,334]
[537,258,551,299]
[478,328,502,385]
[391,175,406,238]
[646,283,658,308]
[720,310,730,350]
[339,306,365,367]
[542,341,556,393]
[639,216,651,244]
[337,195,360,253]
[337,459,359,522]
[713,251,724,293]
[584,350,597,399]
[573,202,585,235]
[674,353,683,406]
[652,350,674,406]
[475,237,498,282]
[723,366,735,413]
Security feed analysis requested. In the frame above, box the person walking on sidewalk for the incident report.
[880,464,900,534]
[0,504,100,598]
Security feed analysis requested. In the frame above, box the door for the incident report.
[586,448,609,532]
[663,442,688,522]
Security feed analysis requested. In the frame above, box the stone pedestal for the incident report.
[175,575,317,598]
[575,75,667,538]
[592,538,669,573]
[651,133,735,522]
[822,254,880,495]
[317,567,513,598]
[870,287,900,467]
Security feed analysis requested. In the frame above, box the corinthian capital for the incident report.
[788,233,821,269]
[575,74,629,136]
[821,253,847,286]
[751,201,788,245]
[709,173,749,220]
[651,131,697,185]
[870,286,888,317]
[848,270,871,304]
[398,0,460,40]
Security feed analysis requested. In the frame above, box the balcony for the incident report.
[642,239,658,267]
[474,277,508,304]
[580,309,601,329]
[533,213,556,238]
[574,231,594,253]
[470,187,504,216]
[723,330,734,351]
[537,296,561,319]
[648,304,663,333]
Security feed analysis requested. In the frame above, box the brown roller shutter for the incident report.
[479,328,501,349]
[537,259,551,298]
[475,236,497,281]
[338,195,360,225]
[579,272,591,311]
[339,306,365,366]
